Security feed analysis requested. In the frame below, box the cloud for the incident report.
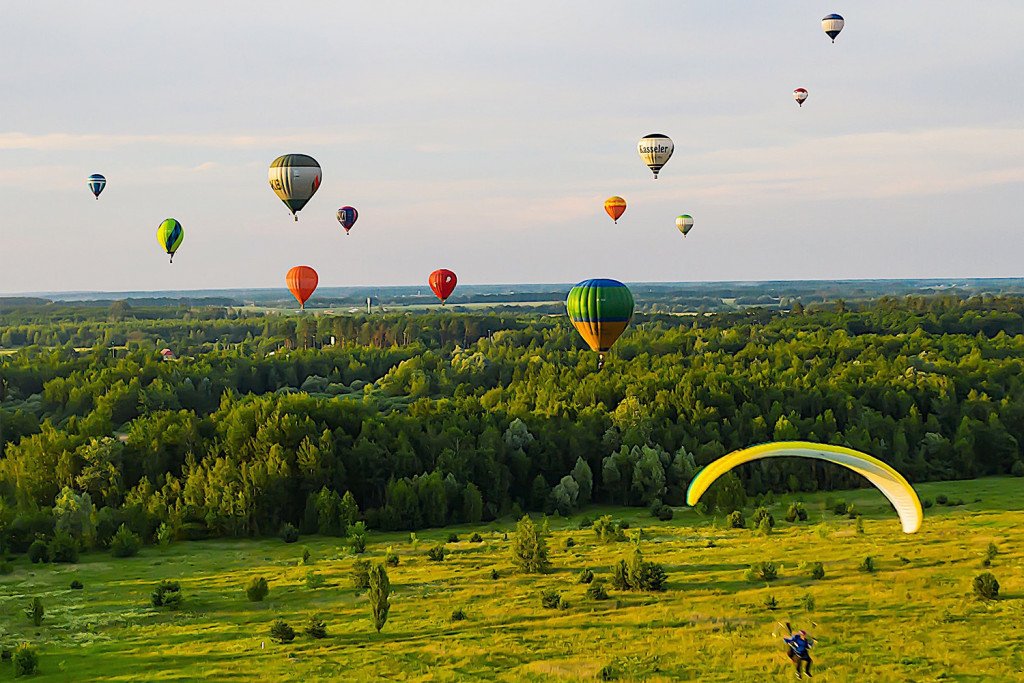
[0,130,370,151]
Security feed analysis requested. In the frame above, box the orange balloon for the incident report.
[286,266,318,309]
[604,196,626,224]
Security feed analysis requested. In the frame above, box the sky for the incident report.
[2,1,1022,294]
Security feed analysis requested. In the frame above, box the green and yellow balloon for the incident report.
[566,278,634,368]
[156,218,184,263]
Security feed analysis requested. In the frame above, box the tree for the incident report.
[462,482,484,523]
[510,515,549,573]
[53,487,97,549]
[570,457,593,504]
[549,475,580,516]
[246,576,269,602]
[25,597,44,626]
[368,563,391,633]
[110,524,141,557]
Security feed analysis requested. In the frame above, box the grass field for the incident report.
[1,478,1022,681]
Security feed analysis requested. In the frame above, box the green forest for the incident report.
[3,295,1024,557]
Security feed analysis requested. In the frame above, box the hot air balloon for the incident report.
[87,174,106,200]
[676,214,694,236]
[268,154,321,221]
[637,134,673,179]
[687,442,923,533]
[429,269,457,305]
[566,278,634,369]
[822,13,844,42]
[286,265,319,310]
[793,88,808,107]
[604,197,627,224]
[156,219,183,263]
[337,206,359,235]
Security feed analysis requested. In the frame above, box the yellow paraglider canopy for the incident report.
[686,441,923,533]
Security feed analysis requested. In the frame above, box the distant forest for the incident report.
[2,293,1024,555]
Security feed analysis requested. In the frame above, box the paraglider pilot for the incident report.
[784,630,813,678]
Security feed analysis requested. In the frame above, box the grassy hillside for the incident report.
[1,478,1021,681]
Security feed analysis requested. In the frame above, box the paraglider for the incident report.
[604,197,627,224]
[793,88,808,107]
[268,154,321,221]
[156,219,184,263]
[429,269,457,305]
[286,265,319,310]
[686,441,924,533]
[337,206,359,235]
[566,278,634,369]
[87,174,106,200]
[676,214,694,236]
[822,14,844,42]
[637,134,673,179]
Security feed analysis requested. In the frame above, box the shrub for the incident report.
[384,546,399,567]
[832,500,847,516]
[611,559,630,590]
[1011,460,1024,477]
[936,494,948,505]
[0,560,12,575]
[469,532,483,543]
[349,521,367,554]
[809,562,825,580]
[762,594,779,610]
[269,619,295,643]
[541,589,561,609]
[577,568,595,584]
[705,539,716,548]
[427,544,446,562]
[280,523,299,543]
[746,561,778,582]
[301,546,312,565]
[305,616,328,639]
[727,511,746,529]
[558,597,571,610]
[70,579,84,590]
[564,537,576,549]
[368,563,391,633]
[757,517,773,536]
[586,582,609,600]
[156,522,174,547]
[801,593,816,611]
[593,515,625,543]
[13,643,39,677]
[511,516,550,573]
[450,607,468,621]
[846,504,859,519]
[985,542,999,563]
[694,501,708,516]
[855,517,865,534]
[110,524,142,558]
[618,521,630,530]
[27,539,50,564]
[752,507,774,529]
[859,556,875,573]
[351,559,371,589]
[973,572,999,600]
[954,499,965,506]
[447,533,460,543]
[612,544,669,592]
[577,516,593,529]
[598,663,619,681]
[25,597,44,626]
[655,505,674,521]
[151,580,182,608]
[49,532,79,563]
[922,498,934,509]
[305,571,325,589]
[246,576,269,602]
[489,568,499,580]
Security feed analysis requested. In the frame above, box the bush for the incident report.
[752,507,774,529]
[973,572,999,600]
[511,515,550,573]
[351,559,371,589]
[385,547,400,567]
[618,521,630,530]
[246,576,269,602]
[564,537,576,549]
[1011,460,1024,477]
[301,546,312,565]
[25,597,44,626]
[558,597,571,610]
[586,582,609,600]
[727,511,746,529]
[809,562,825,580]
[954,499,965,506]
[855,517,865,534]
[151,580,181,608]
[269,619,295,643]
[922,498,934,509]
[762,594,779,611]
[70,579,84,590]
[598,663,619,681]
[936,494,948,505]
[745,561,778,582]
[757,517,773,536]
[859,556,875,573]
[832,500,847,516]
[305,571,325,589]
[0,560,12,575]
[801,593,816,611]
[577,516,593,529]
[110,524,142,558]
[655,505,674,521]
[280,523,299,543]
[447,533,460,543]
[28,538,50,564]
[489,568,499,580]
[846,504,859,519]
[541,589,562,609]
[349,521,367,554]
[593,515,625,543]
[450,607,468,621]
[985,542,999,564]
[49,532,79,563]
[611,559,630,590]
[305,616,328,639]
[469,532,483,543]
[156,522,174,547]
[575,568,594,584]
[13,643,39,677]
[427,544,446,562]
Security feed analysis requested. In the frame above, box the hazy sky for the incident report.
[2,2,1022,293]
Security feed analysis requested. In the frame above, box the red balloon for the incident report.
[286,266,318,309]
[429,268,457,304]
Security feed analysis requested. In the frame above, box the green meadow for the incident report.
[1,477,1021,682]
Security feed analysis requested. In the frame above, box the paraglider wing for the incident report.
[87,174,106,199]
[675,214,694,236]
[268,154,322,220]
[337,206,359,234]
[566,278,634,354]
[429,269,458,304]
[286,265,319,309]
[604,196,627,224]
[156,219,184,263]
[793,88,808,107]
[822,13,844,42]
[686,441,923,533]
[637,134,674,179]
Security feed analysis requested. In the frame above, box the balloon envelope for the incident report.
[604,196,627,223]
[793,88,808,106]
[156,219,183,263]
[337,206,358,234]
[637,134,674,178]
[566,278,634,353]
[268,154,321,219]
[286,266,319,309]
[429,269,457,304]
[676,214,694,236]
[686,441,923,533]
[87,174,106,199]
[822,13,844,42]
